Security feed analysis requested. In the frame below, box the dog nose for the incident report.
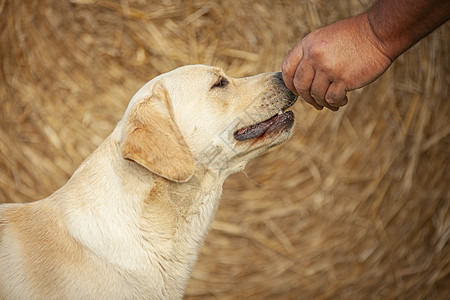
[274,72,289,87]
[274,72,283,83]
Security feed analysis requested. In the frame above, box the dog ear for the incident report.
[121,88,194,183]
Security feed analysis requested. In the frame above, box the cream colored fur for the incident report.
[0,65,296,299]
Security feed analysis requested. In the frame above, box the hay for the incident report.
[0,0,449,298]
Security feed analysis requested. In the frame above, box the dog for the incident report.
[0,65,296,299]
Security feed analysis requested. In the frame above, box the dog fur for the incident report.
[0,65,296,299]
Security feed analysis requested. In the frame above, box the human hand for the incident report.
[282,13,392,111]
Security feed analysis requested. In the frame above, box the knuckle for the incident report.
[293,74,310,92]
[293,76,305,91]
[281,59,290,74]
[325,95,339,105]
[310,91,324,102]
[326,92,345,106]
[326,87,343,102]
[308,45,326,60]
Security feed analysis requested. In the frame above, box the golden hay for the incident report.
[0,0,448,298]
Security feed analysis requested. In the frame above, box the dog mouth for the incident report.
[234,110,295,141]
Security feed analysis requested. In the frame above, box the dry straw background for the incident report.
[1,0,449,298]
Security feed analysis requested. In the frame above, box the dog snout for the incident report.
[272,72,297,108]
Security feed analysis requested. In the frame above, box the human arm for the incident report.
[368,0,450,61]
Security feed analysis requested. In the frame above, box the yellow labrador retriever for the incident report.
[0,65,296,299]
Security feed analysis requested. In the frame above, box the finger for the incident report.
[325,82,349,107]
[282,44,304,94]
[293,61,323,110]
[310,72,331,107]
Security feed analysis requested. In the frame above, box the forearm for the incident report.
[366,0,450,60]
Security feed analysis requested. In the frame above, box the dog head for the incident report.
[120,65,297,182]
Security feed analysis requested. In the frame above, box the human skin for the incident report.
[282,0,450,111]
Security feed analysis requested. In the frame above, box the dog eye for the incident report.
[212,76,229,89]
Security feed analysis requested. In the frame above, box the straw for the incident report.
[1,0,448,298]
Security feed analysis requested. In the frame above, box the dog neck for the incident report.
[53,132,225,294]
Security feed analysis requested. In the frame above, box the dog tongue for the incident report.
[234,114,280,141]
